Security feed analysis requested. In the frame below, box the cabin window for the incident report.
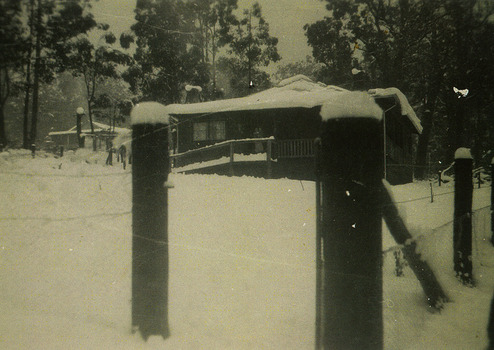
[210,121,225,140]
[193,121,225,142]
[193,122,208,141]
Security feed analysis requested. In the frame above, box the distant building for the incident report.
[164,75,422,184]
[48,120,130,151]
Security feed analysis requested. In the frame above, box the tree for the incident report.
[216,56,271,98]
[221,2,280,95]
[0,0,25,149]
[304,16,354,87]
[19,0,98,148]
[63,32,132,149]
[305,0,494,178]
[92,78,135,131]
[272,56,325,84]
[123,0,208,104]
[183,0,239,99]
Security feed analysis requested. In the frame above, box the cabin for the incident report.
[47,121,130,151]
[166,75,421,184]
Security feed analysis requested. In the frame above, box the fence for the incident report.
[386,203,492,283]
[128,102,494,348]
[170,137,274,177]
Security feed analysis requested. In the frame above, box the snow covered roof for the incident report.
[49,121,130,136]
[163,75,421,133]
[320,91,382,122]
[166,75,349,115]
[368,88,422,133]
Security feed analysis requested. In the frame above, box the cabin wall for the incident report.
[174,107,322,154]
[50,134,81,149]
[173,106,416,184]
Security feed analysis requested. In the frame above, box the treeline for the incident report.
[303,0,494,177]
[0,0,280,149]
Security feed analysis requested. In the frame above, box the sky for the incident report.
[90,0,328,73]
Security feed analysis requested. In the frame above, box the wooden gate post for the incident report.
[453,147,473,285]
[131,102,171,340]
[317,93,384,350]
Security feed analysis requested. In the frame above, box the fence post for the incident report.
[314,137,323,350]
[317,95,384,350]
[60,146,64,157]
[131,102,170,340]
[438,170,442,186]
[453,147,473,286]
[266,139,272,179]
[229,142,234,176]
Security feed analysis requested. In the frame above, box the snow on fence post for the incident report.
[316,92,384,350]
[453,147,473,286]
[131,102,171,340]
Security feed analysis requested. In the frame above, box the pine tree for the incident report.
[222,2,280,95]
[19,0,98,148]
[0,0,24,150]
[305,0,494,177]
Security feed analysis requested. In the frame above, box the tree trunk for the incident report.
[212,25,217,96]
[23,0,35,149]
[0,67,10,149]
[30,0,42,148]
[87,101,96,151]
[0,100,7,150]
[22,72,31,149]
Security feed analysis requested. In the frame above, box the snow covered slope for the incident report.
[0,149,492,349]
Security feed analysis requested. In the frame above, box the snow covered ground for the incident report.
[0,149,493,349]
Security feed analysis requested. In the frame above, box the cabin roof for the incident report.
[165,75,422,134]
[368,88,422,133]
[49,121,130,136]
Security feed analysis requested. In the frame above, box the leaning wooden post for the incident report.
[381,181,449,309]
[317,92,384,350]
[131,102,171,340]
[453,147,473,286]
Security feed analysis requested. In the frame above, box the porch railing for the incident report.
[170,137,317,174]
[276,139,315,159]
